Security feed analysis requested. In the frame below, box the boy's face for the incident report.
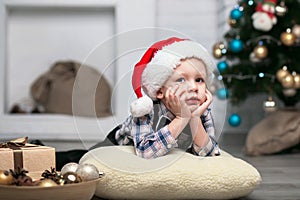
[157,58,208,112]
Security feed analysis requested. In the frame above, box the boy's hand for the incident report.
[191,88,212,118]
[165,85,191,119]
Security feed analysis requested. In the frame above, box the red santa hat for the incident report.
[130,37,215,117]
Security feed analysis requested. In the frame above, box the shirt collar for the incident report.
[158,101,175,120]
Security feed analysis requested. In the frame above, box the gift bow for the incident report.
[0,137,29,150]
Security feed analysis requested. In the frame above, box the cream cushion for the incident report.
[79,146,261,200]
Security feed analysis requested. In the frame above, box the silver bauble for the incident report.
[61,162,79,175]
[76,164,99,181]
[283,88,296,97]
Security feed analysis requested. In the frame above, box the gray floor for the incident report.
[48,133,300,200]
[219,134,300,200]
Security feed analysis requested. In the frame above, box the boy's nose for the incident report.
[188,81,197,92]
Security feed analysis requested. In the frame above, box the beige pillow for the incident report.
[80,146,261,200]
[245,109,300,156]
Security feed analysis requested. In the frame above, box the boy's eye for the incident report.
[196,78,204,83]
[176,78,185,83]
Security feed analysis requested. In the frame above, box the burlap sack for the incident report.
[245,109,300,156]
[31,61,112,117]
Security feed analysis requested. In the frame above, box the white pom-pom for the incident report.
[130,96,153,117]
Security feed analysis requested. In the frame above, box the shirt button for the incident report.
[167,144,172,149]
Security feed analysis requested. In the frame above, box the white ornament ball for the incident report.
[61,162,79,175]
[76,164,99,181]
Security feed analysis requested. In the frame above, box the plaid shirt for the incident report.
[115,102,220,159]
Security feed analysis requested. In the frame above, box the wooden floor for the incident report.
[219,134,300,200]
[83,133,300,200]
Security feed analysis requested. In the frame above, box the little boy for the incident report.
[107,37,220,159]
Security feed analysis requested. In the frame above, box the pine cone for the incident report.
[9,168,36,186]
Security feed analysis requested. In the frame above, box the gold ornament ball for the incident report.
[212,42,226,59]
[228,18,237,27]
[280,31,296,46]
[293,74,300,89]
[276,67,289,81]
[0,170,14,185]
[212,48,223,59]
[281,74,294,88]
[38,179,58,187]
[253,45,268,59]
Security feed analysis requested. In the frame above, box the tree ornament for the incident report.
[228,113,241,127]
[41,167,65,185]
[10,168,36,186]
[281,73,294,88]
[292,24,300,43]
[38,179,58,187]
[63,172,82,184]
[217,61,229,73]
[283,88,296,97]
[275,1,288,17]
[0,170,14,185]
[61,162,79,175]
[249,52,261,62]
[252,0,277,32]
[276,66,288,81]
[228,18,237,28]
[212,42,226,59]
[280,28,296,46]
[253,44,268,59]
[263,96,277,112]
[293,73,300,89]
[76,164,99,182]
[230,7,243,20]
[229,39,243,53]
[216,88,229,100]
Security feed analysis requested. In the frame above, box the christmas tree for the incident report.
[212,0,300,110]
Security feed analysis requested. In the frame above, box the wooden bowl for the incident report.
[0,174,100,200]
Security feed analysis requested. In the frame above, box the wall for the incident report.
[0,0,269,145]
[155,0,268,136]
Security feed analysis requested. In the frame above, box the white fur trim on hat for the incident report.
[142,40,215,100]
[130,95,153,117]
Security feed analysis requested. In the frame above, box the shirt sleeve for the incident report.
[191,109,220,156]
[132,112,177,159]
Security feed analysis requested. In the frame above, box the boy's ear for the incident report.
[156,89,164,100]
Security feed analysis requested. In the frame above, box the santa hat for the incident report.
[130,37,215,117]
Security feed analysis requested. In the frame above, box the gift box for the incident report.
[0,137,55,172]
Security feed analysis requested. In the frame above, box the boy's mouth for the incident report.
[186,97,200,105]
